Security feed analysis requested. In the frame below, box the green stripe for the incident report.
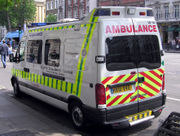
[71,83,73,94]
[76,14,97,96]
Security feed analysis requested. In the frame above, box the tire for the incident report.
[13,79,22,97]
[69,102,86,130]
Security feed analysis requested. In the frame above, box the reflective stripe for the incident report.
[75,9,98,97]
[49,78,52,88]
[29,24,87,33]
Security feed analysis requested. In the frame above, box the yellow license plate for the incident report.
[112,85,132,94]
[126,110,152,122]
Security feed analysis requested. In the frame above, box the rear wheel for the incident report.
[69,102,86,130]
[13,79,22,97]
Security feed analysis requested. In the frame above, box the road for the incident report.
[0,53,180,136]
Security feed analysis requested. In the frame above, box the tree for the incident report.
[0,0,36,31]
[45,14,57,23]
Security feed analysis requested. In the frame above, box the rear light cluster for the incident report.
[139,12,146,16]
[112,11,120,16]
[95,83,106,108]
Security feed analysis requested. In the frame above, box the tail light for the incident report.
[95,83,106,108]
[162,74,165,91]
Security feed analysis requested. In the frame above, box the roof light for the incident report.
[127,8,136,15]
[112,11,120,16]
[94,9,110,16]
[140,12,146,16]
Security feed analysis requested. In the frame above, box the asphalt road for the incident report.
[0,53,180,136]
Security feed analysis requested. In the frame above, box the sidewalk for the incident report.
[164,49,180,53]
[0,90,78,136]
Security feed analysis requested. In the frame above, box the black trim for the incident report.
[19,81,68,103]
[42,72,65,81]
[138,77,144,83]
[107,81,136,88]
[24,68,30,73]
[138,95,164,112]
[95,56,106,63]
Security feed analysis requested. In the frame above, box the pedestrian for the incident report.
[7,42,13,61]
[0,40,9,68]
[171,39,176,50]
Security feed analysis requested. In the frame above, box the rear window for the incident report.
[105,35,161,71]
[105,36,136,71]
[136,35,161,69]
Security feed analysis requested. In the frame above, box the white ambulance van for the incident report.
[11,7,166,129]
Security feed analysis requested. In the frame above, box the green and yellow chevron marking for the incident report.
[74,9,98,97]
[11,68,75,95]
[28,24,87,33]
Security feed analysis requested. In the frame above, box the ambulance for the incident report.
[11,6,166,129]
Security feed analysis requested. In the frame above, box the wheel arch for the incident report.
[67,95,83,112]
[11,76,18,86]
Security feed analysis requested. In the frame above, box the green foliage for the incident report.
[45,14,57,23]
[0,0,36,31]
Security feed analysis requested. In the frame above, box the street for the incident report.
[0,53,180,136]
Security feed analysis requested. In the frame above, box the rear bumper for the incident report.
[82,93,166,127]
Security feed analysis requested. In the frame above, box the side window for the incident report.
[26,40,42,64]
[20,41,26,61]
[45,39,60,67]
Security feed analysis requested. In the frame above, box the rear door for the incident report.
[100,19,139,116]
[132,18,165,112]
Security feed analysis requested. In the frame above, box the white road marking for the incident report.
[167,97,180,102]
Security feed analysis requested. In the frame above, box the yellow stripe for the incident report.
[125,91,138,103]
[144,113,147,118]
[139,73,160,89]
[154,69,162,75]
[67,82,71,94]
[49,78,52,88]
[141,85,158,96]
[144,71,161,84]
[45,77,48,86]
[138,90,151,98]
[57,80,61,90]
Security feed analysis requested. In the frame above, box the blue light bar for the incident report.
[31,23,47,27]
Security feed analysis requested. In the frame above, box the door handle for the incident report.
[24,68,30,73]
[138,77,144,83]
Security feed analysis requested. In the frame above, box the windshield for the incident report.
[105,35,161,71]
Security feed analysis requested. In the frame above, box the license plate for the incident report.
[111,85,133,94]
[126,110,152,122]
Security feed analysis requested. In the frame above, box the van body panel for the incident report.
[11,7,166,128]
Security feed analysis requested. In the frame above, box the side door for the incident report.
[13,41,26,83]
[132,18,165,112]
[42,33,63,96]
[24,38,43,87]
[100,19,139,118]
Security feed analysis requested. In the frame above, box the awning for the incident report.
[167,27,176,31]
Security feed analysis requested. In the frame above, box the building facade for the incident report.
[46,0,59,18]
[120,0,144,6]
[98,0,144,6]
[57,0,97,20]
[98,0,120,6]
[34,0,46,23]
[145,0,180,44]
